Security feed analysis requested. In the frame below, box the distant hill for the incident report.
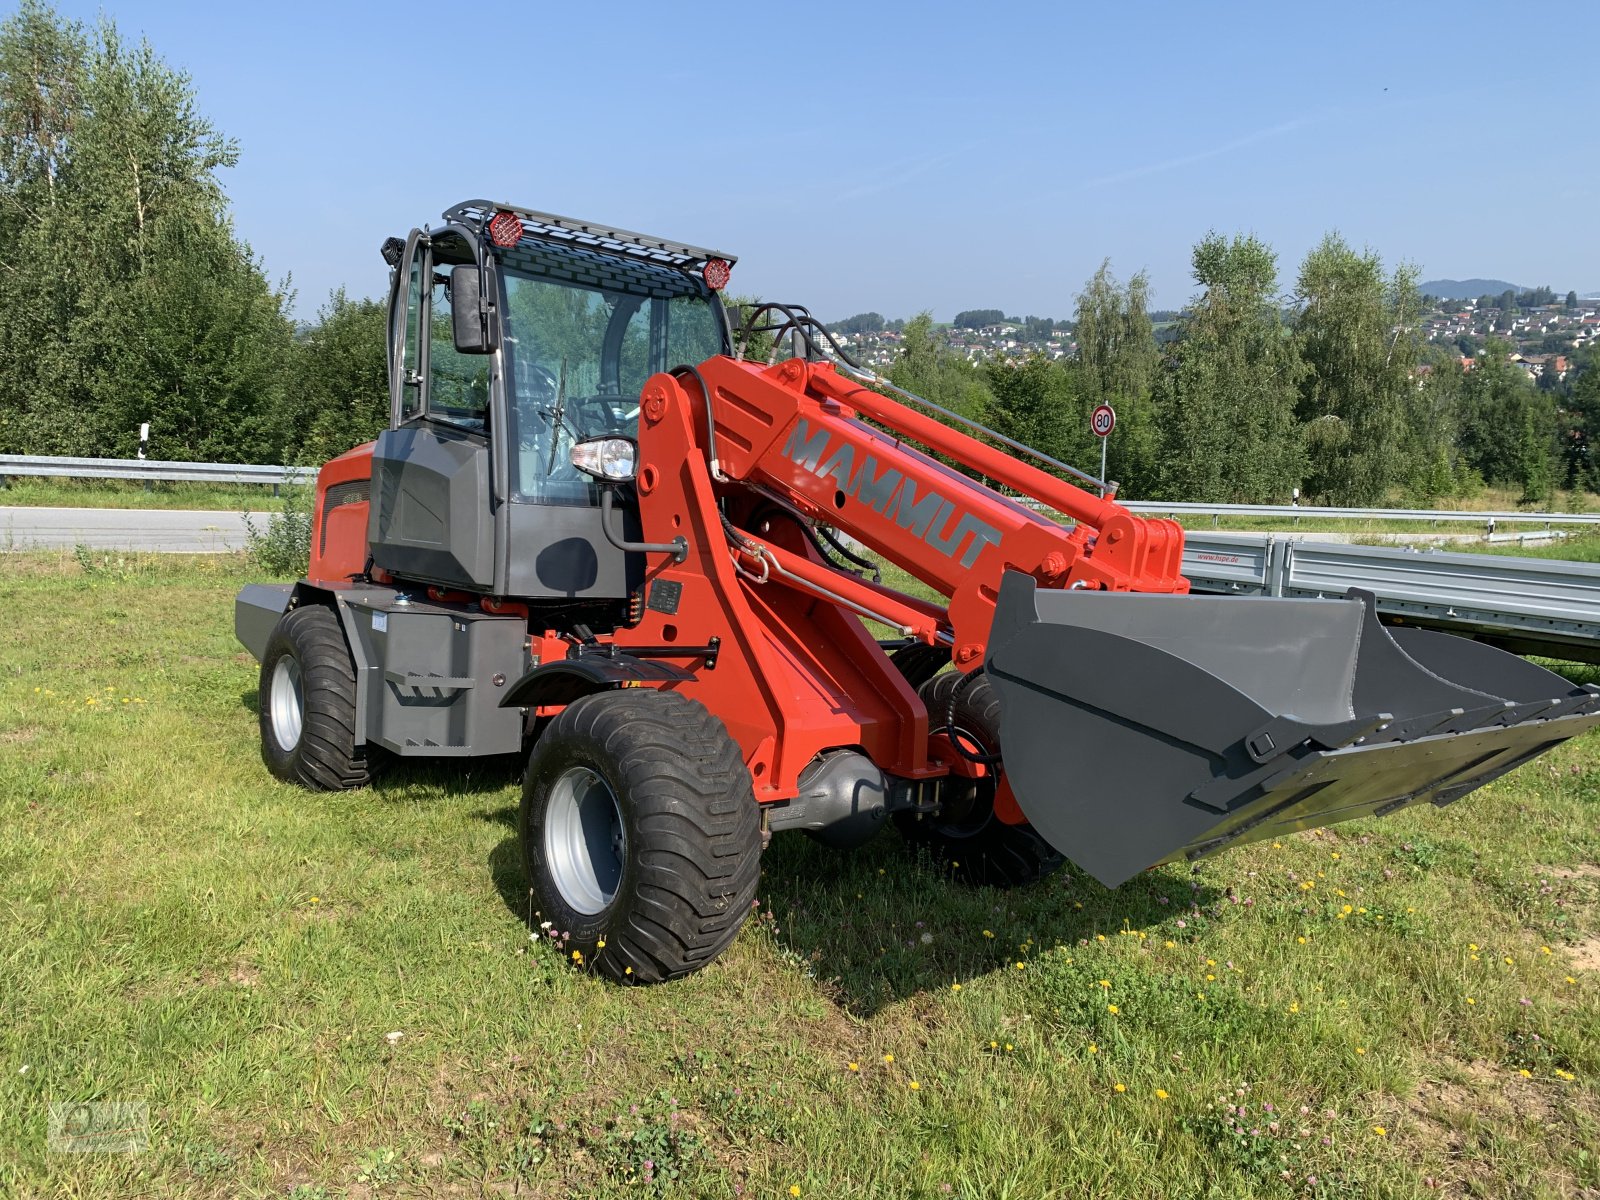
[1420,278,1523,300]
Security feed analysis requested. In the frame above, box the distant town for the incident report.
[827,286,1600,382]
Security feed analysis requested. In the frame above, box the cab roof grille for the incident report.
[442,199,736,272]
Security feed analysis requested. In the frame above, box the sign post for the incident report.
[1090,403,1115,497]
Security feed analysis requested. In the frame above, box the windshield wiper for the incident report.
[546,356,569,475]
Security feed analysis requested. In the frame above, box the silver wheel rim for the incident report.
[544,766,625,916]
[269,656,304,750]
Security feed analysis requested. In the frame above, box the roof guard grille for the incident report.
[442,199,736,272]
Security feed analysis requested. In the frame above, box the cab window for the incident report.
[426,267,490,430]
[500,268,723,505]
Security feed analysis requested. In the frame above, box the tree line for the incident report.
[3,1,1597,508]
[885,235,1600,506]
[0,2,386,467]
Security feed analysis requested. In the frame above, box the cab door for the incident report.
[369,230,496,589]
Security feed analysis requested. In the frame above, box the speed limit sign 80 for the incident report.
[1091,403,1116,438]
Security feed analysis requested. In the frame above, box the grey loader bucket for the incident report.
[985,571,1600,888]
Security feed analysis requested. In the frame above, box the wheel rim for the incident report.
[269,656,304,750]
[544,766,626,916]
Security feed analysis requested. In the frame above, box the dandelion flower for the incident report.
[1372,1125,1386,1137]
[1355,1047,1366,1055]
[1098,979,1111,989]
[1087,1043,1098,1054]
[1566,976,1577,985]
[1096,934,1107,943]
[1468,943,1478,951]
[1155,1088,1169,1100]
[1288,1002,1300,1014]
[1540,945,1552,955]
[791,1188,802,1197]
[884,1054,894,1063]
[624,966,633,975]
[596,938,605,949]
[1113,1082,1126,1093]
[909,1080,920,1090]
[982,930,994,939]
[1331,852,1340,860]
[1004,1044,1013,1052]
[1164,940,1175,949]
[951,983,961,992]
[1296,937,1307,945]
[1107,1004,1119,1014]
[847,1062,859,1071]
[1015,961,1026,970]
[572,950,583,962]
[1504,956,1514,965]
[1518,1068,1531,1078]
[1465,997,1476,1005]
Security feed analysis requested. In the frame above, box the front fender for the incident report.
[500,655,695,709]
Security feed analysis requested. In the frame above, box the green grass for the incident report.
[0,477,280,510]
[3,553,1600,1198]
[1470,531,1600,562]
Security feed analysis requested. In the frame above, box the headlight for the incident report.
[570,436,638,482]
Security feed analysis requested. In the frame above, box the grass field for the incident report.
[3,552,1600,1198]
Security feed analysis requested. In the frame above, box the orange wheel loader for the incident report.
[236,201,1600,982]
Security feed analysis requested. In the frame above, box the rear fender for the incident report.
[288,582,375,746]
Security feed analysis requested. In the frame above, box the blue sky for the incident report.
[36,0,1600,319]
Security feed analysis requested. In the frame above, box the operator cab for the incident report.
[368,201,734,601]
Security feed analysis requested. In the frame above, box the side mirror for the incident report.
[449,264,496,354]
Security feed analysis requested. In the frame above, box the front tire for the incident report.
[895,671,1064,888]
[519,690,761,984]
[258,604,376,790]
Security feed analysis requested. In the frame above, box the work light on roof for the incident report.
[703,258,732,291]
[488,210,524,248]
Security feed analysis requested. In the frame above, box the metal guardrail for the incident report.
[5,454,1600,528]
[1124,500,1600,527]
[1184,531,1600,663]
[5,453,1599,662]
[0,454,313,486]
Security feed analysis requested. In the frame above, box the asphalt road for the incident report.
[0,507,273,552]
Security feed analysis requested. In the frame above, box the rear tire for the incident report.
[259,604,376,790]
[519,690,761,984]
[895,671,1064,889]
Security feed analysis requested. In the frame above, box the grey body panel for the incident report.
[234,581,526,758]
[499,500,636,599]
[985,571,1600,889]
[369,426,494,590]
[235,584,293,661]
